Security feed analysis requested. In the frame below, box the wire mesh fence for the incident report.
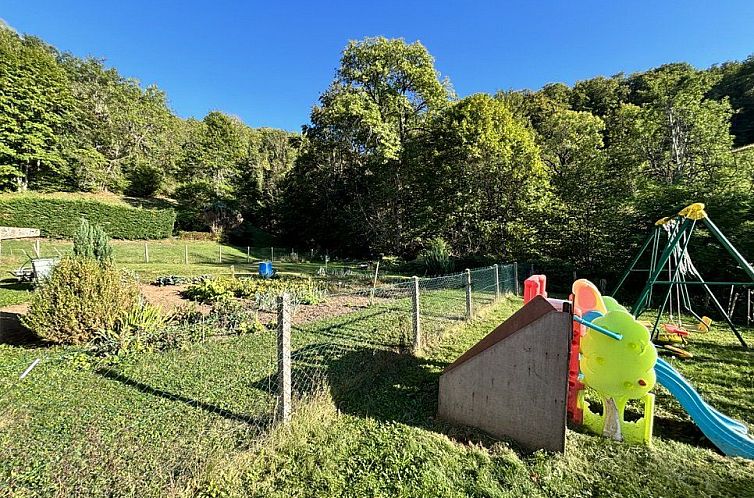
[0,261,518,493]
[283,263,518,415]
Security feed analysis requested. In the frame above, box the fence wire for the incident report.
[0,262,517,494]
[285,263,518,413]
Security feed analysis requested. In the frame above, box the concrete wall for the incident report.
[438,306,571,452]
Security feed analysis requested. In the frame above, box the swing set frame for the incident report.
[612,203,754,349]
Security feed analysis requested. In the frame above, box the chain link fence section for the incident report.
[280,262,519,418]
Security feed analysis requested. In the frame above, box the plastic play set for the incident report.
[439,203,754,458]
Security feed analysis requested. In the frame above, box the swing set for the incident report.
[613,203,754,349]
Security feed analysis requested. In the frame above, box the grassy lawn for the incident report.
[1,288,752,496]
[196,299,754,498]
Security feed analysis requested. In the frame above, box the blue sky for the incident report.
[4,1,754,131]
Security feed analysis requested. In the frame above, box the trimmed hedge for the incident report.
[0,194,176,239]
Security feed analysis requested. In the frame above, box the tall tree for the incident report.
[294,37,452,253]
[0,29,74,190]
[417,94,549,258]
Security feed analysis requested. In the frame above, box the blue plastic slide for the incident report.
[655,357,754,459]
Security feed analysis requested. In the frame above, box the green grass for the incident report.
[1,292,753,497]
[195,299,754,498]
[0,239,377,306]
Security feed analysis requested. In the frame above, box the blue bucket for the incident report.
[258,261,274,278]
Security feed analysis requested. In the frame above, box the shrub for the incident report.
[73,218,113,263]
[23,257,140,344]
[419,237,453,275]
[0,193,175,239]
[183,276,326,308]
[90,301,167,357]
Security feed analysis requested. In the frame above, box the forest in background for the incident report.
[1,25,753,282]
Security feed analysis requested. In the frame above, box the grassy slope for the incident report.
[0,287,473,496]
[198,298,754,498]
[1,293,752,497]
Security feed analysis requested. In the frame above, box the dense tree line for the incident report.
[0,26,298,236]
[280,38,754,282]
[2,25,753,281]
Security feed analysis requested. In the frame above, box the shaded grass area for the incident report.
[0,287,484,496]
[1,293,752,496]
[197,298,754,498]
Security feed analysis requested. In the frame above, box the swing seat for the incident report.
[663,324,689,337]
[696,316,712,333]
[656,332,684,345]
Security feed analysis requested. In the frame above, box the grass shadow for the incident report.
[96,368,274,429]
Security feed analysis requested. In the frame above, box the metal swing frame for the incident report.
[612,204,754,349]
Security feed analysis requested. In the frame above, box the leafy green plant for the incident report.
[419,237,453,276]
[73,218,113,263]
[183,276,326,307]
[23,256,140,344]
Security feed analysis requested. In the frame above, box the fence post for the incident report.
[271,247,274,262]
[144,242,149,263]
[513,262,519,295]
[247,246,250,263]
[184,245,189,265]
[231,265,235,278]
[277,293,292,423]
[465,269,472,320]
[494,264,500,300]
[218,245,222,264]
[412,276,421,351]
[34,239,41,258]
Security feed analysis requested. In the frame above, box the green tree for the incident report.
[417,94,549,258]
[60,56,180,193]
[0,29,74,190]
[176,112,247,234]
[292,37,452,254]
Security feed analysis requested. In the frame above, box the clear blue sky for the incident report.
[4,1,754,131]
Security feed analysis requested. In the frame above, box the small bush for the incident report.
[23,257,140,345]
[73,218,113,263]
[419,237,453,276]
[183,276,325,308]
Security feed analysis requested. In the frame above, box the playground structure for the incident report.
[438,210,754,458]
[612,203,754,348]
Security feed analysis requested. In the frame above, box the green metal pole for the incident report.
[612,228,657,296]
[703,217,754,282]
[695,275,748,348]
[632,219,691,317]
[647,222,695,339]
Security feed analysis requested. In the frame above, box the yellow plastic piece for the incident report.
[575,279,657,446]
[572,279,607,315]
[678,202,707,220]
[697,316,712,333]
[577,391,655,445]
[655,217,672,226]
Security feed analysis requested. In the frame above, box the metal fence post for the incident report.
[184,245,189,265]
[218,245,222,264]
[412,276,421,351]
[247,246,250,263]
[144,242,149,263]
[465,269,472,320]
[277,293,292,423]
[493,264,500,300]
[513,262,519,295]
